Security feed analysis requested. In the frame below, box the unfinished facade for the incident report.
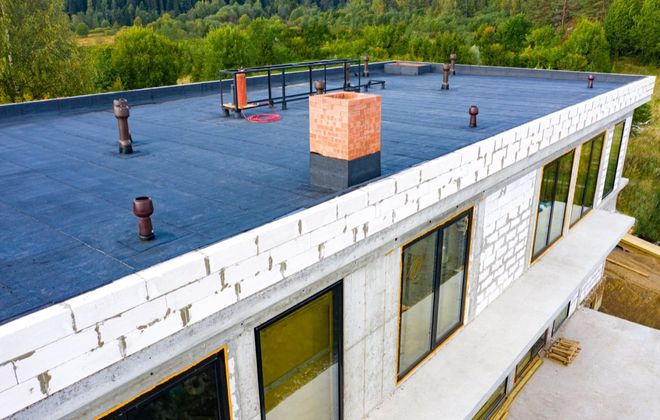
[0,61,655,420]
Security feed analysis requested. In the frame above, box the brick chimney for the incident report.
[309,91,382,190]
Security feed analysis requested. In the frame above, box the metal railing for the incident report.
[219,58,371,116]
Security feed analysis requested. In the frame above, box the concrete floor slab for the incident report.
[508,308,660,420]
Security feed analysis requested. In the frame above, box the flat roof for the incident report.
[509,308,660,419]
[0,65,632,324]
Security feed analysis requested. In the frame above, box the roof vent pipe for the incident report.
[450,53,457,75]
[363,55,370,77]
[113,99,133,154]
[469,105,479,128]
[588,74,595,89]
[133,196,155,241]
[442,64,451,90]
[315,80,326,95]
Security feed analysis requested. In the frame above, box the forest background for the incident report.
[0,0,658,242]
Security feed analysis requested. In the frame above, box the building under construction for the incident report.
[0,59,655,419]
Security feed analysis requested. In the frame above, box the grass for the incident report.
[612,59,660,245]
[76,33,116,46]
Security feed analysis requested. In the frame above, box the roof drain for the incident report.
[113,99,133,154]
[133,196,155,241]
[309,91,382,191]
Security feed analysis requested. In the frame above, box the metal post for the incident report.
[281,69,287,110]
[267,69,272,105]
[323,65,327,89]
[343,62,350,90]
[357,60,361,92]
[309,65,313,95]
[232,73,239,115]
[220,79,226,116]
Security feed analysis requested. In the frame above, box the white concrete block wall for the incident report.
[579,262,606,302]
[475,170,537,315]
[0,75,654,418]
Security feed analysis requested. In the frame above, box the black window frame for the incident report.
[570,133,605,227]
[397,207,473,381]
[532,150,575,261]
[472,379,507,420]
[515,333,546,381]
[602,121,626,199]
[100,348,232,420]
[552,303,570,335]
[254,281,343,420]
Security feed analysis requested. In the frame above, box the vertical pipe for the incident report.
[236,71,248,109]
[442,64,450,90]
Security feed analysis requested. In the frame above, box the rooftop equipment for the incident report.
[113,98,133,154]
[219,59,366,117]
[133,197,155,241]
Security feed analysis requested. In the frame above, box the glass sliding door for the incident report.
[399,232,437,374]
[571,133,604,226]
[434,216,470,343]
[532,151,575,260]
[255,283,342,420]
[602,121,625,198]
[397,208,473,380]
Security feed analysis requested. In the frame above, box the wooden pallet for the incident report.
[547,338,580,365]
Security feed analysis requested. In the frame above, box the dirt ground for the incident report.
[587,246,660,330]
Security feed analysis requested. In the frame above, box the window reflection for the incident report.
[256,284,342,420]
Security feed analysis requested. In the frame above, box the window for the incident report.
[570,133,605,226]
[515,334,546,381]
[552,303,570,334]
[602,121,626,198]
[255,283,342,420]
[397,208,472,380]
[472,380,506,420]
[532,151,575,260]
[100,348,231,420]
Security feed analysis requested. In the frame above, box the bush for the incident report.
[75,22,90,36]
[632,0,660,64]
[111,27,183,89]
[561,19,611,72]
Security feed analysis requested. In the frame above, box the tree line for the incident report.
[0,0,658,103]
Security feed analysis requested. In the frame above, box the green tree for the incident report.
[561,19,611,72]
[632,0,660,64]
[498,13,531,51]
[111,26,183,89]
[199,26,255,80]
[0,0,92,103]
[604,0,642,57]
